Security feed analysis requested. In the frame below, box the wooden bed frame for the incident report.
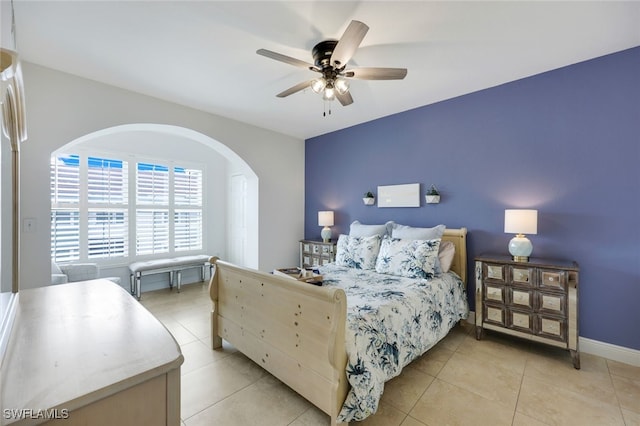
[208,227,467,425]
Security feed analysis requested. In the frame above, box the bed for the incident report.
[208,226,468,425]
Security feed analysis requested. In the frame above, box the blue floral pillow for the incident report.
[335,234,382,270]
[375,236,441,279]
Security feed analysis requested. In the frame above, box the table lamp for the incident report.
[318,211,334,243]
[504,209,538,262]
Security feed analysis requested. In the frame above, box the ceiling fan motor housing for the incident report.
[312,40,339,69]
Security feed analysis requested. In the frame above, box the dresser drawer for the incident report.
[538,269,567,293]
[508,287,534,310]
[483,302,506,327]
[536,314,567,342]
[483,263,507,283]
[484,283,505,303]
[510,266,534,286]
[536,291,566,316]
[508,308,534,334]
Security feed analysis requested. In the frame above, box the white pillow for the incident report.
[349,220,395,238]
[436,240,456,274]
[391,223,446,240]
[335,234,382,270]
[375,236,441,279]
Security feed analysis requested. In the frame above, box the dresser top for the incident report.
[476,253,579,270]
[1,280,183,420]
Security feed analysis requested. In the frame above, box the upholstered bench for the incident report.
[129,255,211,300]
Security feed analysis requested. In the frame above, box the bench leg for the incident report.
[129,274,135,295]
[169,271,174,289]
[135,272,142,301]
[176,270,182,293]
[201,265,206,282]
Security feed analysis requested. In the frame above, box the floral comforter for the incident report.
[319,263,469,422]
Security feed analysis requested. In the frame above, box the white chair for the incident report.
[51,261,121,285]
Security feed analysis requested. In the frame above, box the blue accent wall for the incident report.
[305,47,640,350]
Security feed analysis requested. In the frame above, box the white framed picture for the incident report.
[377,183,420,207]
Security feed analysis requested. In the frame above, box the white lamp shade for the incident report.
[318,211,334,227]
[504,209,538,235]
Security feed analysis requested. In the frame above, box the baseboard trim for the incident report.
[579,337,640,367]
[467,311,640,366]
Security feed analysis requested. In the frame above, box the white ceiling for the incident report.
[11,1,640,140]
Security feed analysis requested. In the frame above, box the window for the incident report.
[51,152,204,263]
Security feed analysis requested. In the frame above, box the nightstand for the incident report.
[299,240,336,268]
[475,254,580,369]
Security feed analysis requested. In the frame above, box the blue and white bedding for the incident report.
[319,263,469,422]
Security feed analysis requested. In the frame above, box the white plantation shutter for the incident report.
[136,163,169,204]
[174,210,202,251]
[51,154,81,262]
[51,154,80,204]
[51,209,80,262]
[174,167,203,251]
[174,168,202,206]
[136,209,169,255]
[87,157,128,204]
[51,153,204,263]
[88,209,128,259]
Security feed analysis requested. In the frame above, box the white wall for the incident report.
[20,62,304,290]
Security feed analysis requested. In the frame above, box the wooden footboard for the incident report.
[208,257,349,425]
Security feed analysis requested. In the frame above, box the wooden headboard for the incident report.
[442,227,468,285]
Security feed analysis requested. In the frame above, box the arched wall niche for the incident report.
[52,123,259,272]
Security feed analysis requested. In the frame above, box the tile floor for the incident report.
[140,282,640,426]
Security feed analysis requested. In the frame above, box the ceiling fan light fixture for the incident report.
[323,86,336,101]
[335,78,349,95]
[311,78,326,94]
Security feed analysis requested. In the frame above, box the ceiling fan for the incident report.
[257,20,407,108]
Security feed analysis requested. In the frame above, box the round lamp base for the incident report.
[508,235,532,262]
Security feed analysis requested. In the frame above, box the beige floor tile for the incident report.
[410,379,514,426]
[408,343,454,377]
[180,339,235,375]
[288,406,331,426]
[179,316,211,340]
[380,364,435,413]
[181,352,266,419]
[437,351,522,408]
[608,359,640,381]
[517,375,625,425]
[184,375,311,426]
[456,332,530,375]
[399,416,427,426]
[512,412,550,426]
[436,323,470,352]
[611,374,640,414]
[162,318,200,346]
[524,350,618,406]
[354,401,407,426]
[622,408,640,426]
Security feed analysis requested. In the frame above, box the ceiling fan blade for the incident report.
[336,91,354,107]
[257,48,316,70]
[276,80,314,98]
[330,20,369,68]
[345,67,408,80]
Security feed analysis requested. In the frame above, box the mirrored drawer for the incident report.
[484,283,505,303]
[508,309,534,334]
[536,315,567,342]
[536,292,566,316]
[538,269,567,293]
[510,266,534,286]
[508,288,534,310]
[483,303,506,327]
[483,263,507,283]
